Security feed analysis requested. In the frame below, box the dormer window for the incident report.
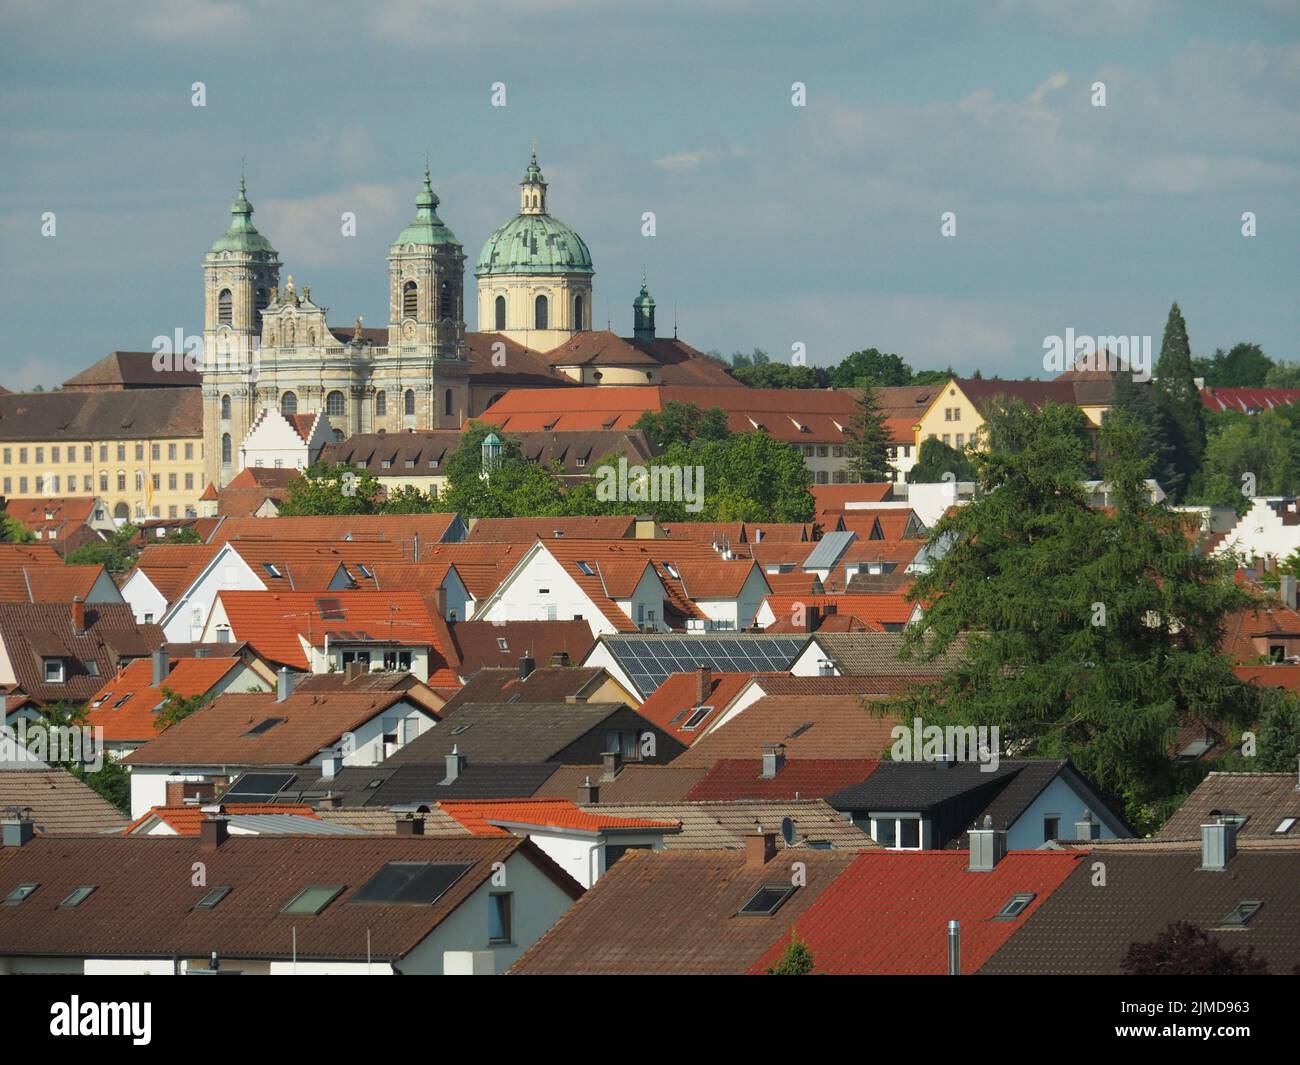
[43,658,65,684]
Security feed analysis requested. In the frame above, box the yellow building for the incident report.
[0,389,204,523]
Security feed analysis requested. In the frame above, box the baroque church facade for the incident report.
[201,155,593,488]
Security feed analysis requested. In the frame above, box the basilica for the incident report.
[200,153,736,488]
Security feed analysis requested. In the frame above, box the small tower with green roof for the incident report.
[633,274,656,342]
[203,174,280,345]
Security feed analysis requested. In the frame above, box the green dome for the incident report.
[476,213,594,276]
[208,177,278,257]
[393,168,460,247]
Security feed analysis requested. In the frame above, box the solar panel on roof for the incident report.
[220,772,296,800]
[350,861,474,905]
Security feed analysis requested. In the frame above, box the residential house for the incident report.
[0,767,128,834]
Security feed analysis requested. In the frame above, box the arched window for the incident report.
[403,281,418,318]
[495,295,506,331]
[220,394,231,420]
[221,434,232,466]
[217,288,233,326]
[280,392,298,417]
[573,295,584,330]
[534,294,548,330]
[113,501,129,521]
[333,429,344,442]
[444,389,454,417]
[404,389,416,416]
[326,390,345,416]
[376,391,387,417]
[439,280,454,321]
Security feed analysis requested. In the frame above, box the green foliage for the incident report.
[731,363,825,389]
[1189,410,1300,510]
[437,422,566,519]
[830,348,913,388]
[155,687,210,732]
[654,431,814,523]
[842,383,893,483]
[381,484,442,514]
[1264,360,1300,389]
[729,348,771,368]
[163,527,202,544]
[1194,342,1273,388]
[765,932,815,975]
[908,437,975,483]
[64,524,140,574]
[893,401,1263,830]
[277,462,386,515]
[633,402,731,449]
[0,515,36,543]
[1153,302,1207,501]
[35,701,129,814]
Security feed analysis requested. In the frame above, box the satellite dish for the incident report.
[780,816,796,846]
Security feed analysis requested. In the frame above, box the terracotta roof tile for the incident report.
[439,798,679,837]
[0,768,128,834]
[85,656,244,743]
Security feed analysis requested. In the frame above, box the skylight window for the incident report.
[195,886,232,910]
[59,885,97,908]
[357,564,373,579]
[681,706,712,730]
[1219,900,1263,927]
[262,563,283,579]
[243,717,286,736]
[497,638,509,652]
[576,560,595,576]
[450,723,472,735]
[280,884,345,916]
[3,883,38,906]
[737,884,796,917]
[91,691,113,708]
[786,722,814,739]
[112,693,133,709]
[662,562,680,580]
[994,893,1037,920]
[1274,817,1297,834]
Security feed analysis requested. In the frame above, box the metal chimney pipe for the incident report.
[947,920,961,975]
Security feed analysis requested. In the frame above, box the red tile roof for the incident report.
[438,799,680,837]
[0,564,109,604]
[634,671,758,745]
[685,758,879,801]
[1201,386,1300,414]
[811,483,895,513]
[85,656,245,743]
[212,514,462,554]
[467,516,638,542]
[750,849,1083,974]
[761,593,915,627]
[215,589,458,684]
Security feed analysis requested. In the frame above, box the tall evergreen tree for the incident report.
[843,383,893,483]
[1107,367,1172,488]
[1152,302,1207,501]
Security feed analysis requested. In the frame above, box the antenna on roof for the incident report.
[673,302,677,340]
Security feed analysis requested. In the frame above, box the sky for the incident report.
[1,0,1298,390]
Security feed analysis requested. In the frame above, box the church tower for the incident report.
[380,168,469,430]
[202,176,280,489]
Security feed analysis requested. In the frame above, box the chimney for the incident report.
[319,747,339,780]
[1075,809,1101,841]
[577,775,600,805]
[412,531,421,563]
[519,654,535,681]
[70,596,86,635]
[442,744,467,785]
[344,661,363,683]
[1281,575,1298,612]
[967,815,1007,871]
[695,664,710,705]
[745,831,778,868]
[276,666,294,702]
[550,650,570,668]
[1200,817,1239,872]
[199,815,229,851]
[947,920,961,976]
[317,793,343,810]
[760,742,786,780]
[151,644,169,687]
[435,585,447,619]
[601,750,622,782]
[396,814,426,836]
[1,810,35,847]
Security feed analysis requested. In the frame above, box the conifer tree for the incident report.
[1152,302,1207,500]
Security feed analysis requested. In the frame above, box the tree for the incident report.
[1191,410,1300,510]
[0,515,35,543]
[909,367,957,386]
[729,348,770,368]
[37,700,130,813]
[1195,342,1273,388]
[830,348,913,388]
[634,402,731,449]
[1264,360,1300,389]
[731,363,825,389]
[64,524,140,574]
[908,437,975,483]
[893,401,1262,830]
[1153,302,1207,501]
[155,687,210,732]
[1108,368,1173,492]
[437,422,565,519]
[1122,921,1268,975]
[843,383,893,483]
[278,462,385,515]
[765,932,815,975]
[380,484,442,514]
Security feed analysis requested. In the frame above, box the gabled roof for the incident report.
[467,516,638,542]
[811,483,895,514]
[0,768,128,834]
[980,847,1300,974]
[633,670,757,745]
[211,514,464,553]
[439,799,679,837]
[537,764,709,804]
[465,332,575,388]
[1200,386,1300,414]
[808,631,969,675]
[0,835,580,962]
[0,564,111,605]
[761,594,915,628]
[510,848,859,975]
[1157,773,1300,841]
[433,666,608,717]
[673,695,900,767]
[753,850,1083,975]
[61,350,201,390]
[84,655,245,743]
[121,689,425,767]
[447,620,595,678]
[0,388,201,442]
[544,333,741,387]
[591,632,808,697]
[123,802,323,835]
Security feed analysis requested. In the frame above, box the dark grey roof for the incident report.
[267,762,563,806]
[827,758,1029,812]
[0,388,201,442]
[980,850,1300,974]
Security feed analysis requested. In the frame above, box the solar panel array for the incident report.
[606,635,808,696]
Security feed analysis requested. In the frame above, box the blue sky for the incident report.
[2,0,1297,389]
